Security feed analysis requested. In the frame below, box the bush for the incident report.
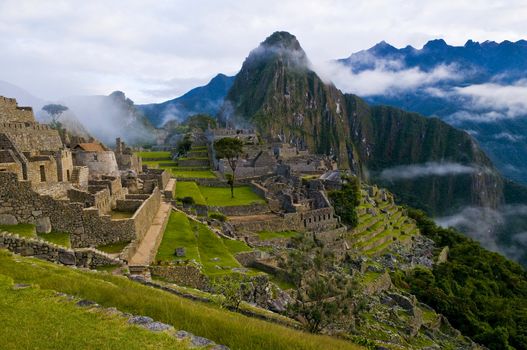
[209,212,226,222]
[328,176,360,228]
[180,196,195,206]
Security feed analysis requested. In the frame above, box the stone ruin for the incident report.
[0,96,171,262]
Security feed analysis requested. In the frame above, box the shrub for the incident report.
[209,212,226,222]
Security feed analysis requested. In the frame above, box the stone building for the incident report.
[73,142,120,177]
[114,137,142,174]
[0,96,74,186]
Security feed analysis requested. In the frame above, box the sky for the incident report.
[0,0,526,104]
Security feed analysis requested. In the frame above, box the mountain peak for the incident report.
[261,31,302,51]
[423,38,448,50]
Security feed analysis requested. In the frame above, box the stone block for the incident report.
[36,216,52,233]
[175,247,186,257]
[0,214,18,225]
[58,251,76,265]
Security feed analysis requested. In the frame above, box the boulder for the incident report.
[36,217,51,234]
[0,214,18,225]
[175,247,186,257]
[58,251,76,265]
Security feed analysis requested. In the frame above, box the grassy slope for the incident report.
[258,230,300,240]
[175,182,207,205]
[37,232,71,248]
[222,238,253,254]
[193,221,242,276]
[0,250,361,350]
[135,151,171,159]
[0,275,185,350]
[156,211,200,262]
[97,241,130,254]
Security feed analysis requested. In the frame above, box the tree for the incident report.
[185,114,217,131]
[175,134,192,157]
[214,137,243,198]
[42,104,68,129]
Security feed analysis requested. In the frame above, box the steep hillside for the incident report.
[139,74,235,127]
[222,31,503,215]
[338,39,527,184]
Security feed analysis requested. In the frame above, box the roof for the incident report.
[74,143,106,152]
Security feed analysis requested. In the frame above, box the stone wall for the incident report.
[67,188,112,214]
[0,97,35,123]
[0,231,122,268]
[149,264,209,290]
[0,172,160,248]
[26,157,58,184]
[211,203,270,217]
[132,187,161,241]
[138,169,170,191]
[0,123,63,152]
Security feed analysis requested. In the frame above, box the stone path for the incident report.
[128,201,171,266]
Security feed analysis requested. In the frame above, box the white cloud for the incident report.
[378,161,479,181]
[494,132,525,142]
[0,0,526,104]
[315,59,460,96]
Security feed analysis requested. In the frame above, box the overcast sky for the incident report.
[0,0,525,104]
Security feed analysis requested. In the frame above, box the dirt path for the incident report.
[128,201,172,266]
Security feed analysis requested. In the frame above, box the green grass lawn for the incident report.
[199,185,265,207]
[0,274,186,350]
[222,238,253,254]
[38,232,71,248]
[156,211,200,262]
[175,182,207,205]
[0,224,36,238]
[0,250,361,350]
[97,241,130,254]
[193,222,241,276]
[135,151,172,159]
[165,168,216,179]
[257,230,301,240]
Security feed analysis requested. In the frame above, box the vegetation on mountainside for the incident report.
[184,114,217,131]
[0,275,186,350]
[0,250,362,350]
[285,237,355,333]
[175,133,192,156]
[328,176,360,228]
[214,137,244,198]
[395,209,527,350]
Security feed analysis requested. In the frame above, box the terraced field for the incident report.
[348,187,419,256]
[136,147,216,179]
[175,181,265,207]
[156,211,251,276]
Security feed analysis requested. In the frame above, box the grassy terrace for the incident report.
[136,151,216,179]
[175,182,266,207]
[257,230,301,240]
[0,224,71,248]
[199,185,265,207]
[0,250,361,350]
[97,241,131,254]
[0,274,186,350]
[174,182,207,205]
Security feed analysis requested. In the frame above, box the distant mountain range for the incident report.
[137,73,234,127]
[336,39,527,184]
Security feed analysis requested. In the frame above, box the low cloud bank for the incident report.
[378,162,478,181]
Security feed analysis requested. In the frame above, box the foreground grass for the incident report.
[0,274,185,350]
[164,167,217,179]
[199,186,265,207]
[0,250,362,350]
[156,211,200,263]
[175,182,207,205]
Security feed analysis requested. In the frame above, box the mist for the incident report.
[378,162,479,181]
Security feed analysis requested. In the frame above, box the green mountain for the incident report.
[222,31,503,215]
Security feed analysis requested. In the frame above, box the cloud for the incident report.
[378,161,479,181]
[436,204,527,263]
[493,132,525,142]
[315,60,460,96]
[0,0,526,103]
